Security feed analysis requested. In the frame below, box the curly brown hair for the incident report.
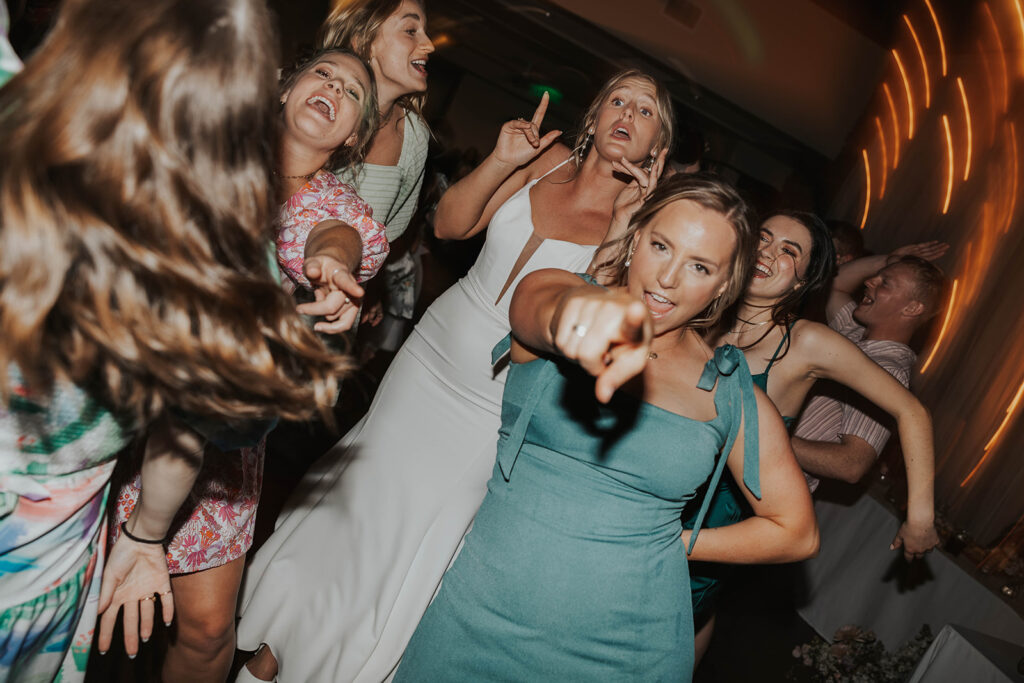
[0,0,351,426]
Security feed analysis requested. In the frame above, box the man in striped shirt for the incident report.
[792,245,947,491]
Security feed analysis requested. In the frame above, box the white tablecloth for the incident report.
[909,624,1024,682]
[796,494,1024,649]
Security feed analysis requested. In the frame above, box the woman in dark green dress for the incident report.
[394,174,819,681]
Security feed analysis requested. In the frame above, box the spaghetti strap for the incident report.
[534,157,573,183]
[761,321,795,384]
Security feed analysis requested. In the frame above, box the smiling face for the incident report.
[626,199,737,337]
[854,262,922,327]
[747,215,813,302]
[591,77,663,164]
[369,0,434,102]
[281,53,372,155]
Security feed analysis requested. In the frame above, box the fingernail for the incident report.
[165,621,172,627]
[889,543,895,550]
[128,653,137,660]
[99,650,108,656]
[142,637,149,643]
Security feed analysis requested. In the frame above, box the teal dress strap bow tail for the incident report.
[686,344,760,554]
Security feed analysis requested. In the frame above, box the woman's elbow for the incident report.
[795,518,820,560]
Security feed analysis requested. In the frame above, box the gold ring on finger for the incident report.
[140,595,157,602]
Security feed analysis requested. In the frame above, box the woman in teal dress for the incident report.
[394,174,819,680]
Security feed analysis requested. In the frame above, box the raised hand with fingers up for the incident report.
[491,91,564,171]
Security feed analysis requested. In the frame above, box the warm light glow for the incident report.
[431,33,452,48]
[962,379,1024,486]
[1014,0,1024,75]
[957,78,973,181]
[983,3,1010,113]
[1007,122,1019,233]
[919,279,958,373]
[874,117,889,198]
[860,148,871,229]
[977,40,998,146]
[923,0,947,76]
[903,15,931,108]
[893,49,915,139]
[941,115,954,214]
[883,83,902,167]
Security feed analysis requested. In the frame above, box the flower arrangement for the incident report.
[788,624,933,682]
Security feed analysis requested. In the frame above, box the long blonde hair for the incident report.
[571,69,676,168]
[319,0,428,122]
[0,0,350,425]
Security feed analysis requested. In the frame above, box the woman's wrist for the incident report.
[121,520,167,545]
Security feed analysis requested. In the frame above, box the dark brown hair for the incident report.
[595,173,756,330]
[0,0,350,425]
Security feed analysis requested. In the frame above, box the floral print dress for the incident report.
[110,172,387,575]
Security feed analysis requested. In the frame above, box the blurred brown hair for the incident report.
[0,0,351,426]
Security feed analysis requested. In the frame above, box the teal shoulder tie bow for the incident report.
[687,344,761,554]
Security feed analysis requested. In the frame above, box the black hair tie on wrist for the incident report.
[120,521,166,545]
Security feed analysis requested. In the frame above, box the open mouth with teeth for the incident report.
[611,126,631,141]
[644,291,674,316]
[412,59,428,76]
[307,95,336,122]
[752,261,772,278]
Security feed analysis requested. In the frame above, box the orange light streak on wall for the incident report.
[919,279,958,373]
[860,148,871,229]
[957,78,973,180]
[923,0,947,76]
[941,115,954,214]
[893,49,915,139]
[874,117,888,198]
[903,15,931,107]
[1014,0,1024,75]
[882,83,902,166]
[983,3,1010,113]
[961,379,1024,486]
[977,40,998,146]
[1006,122,1019,232]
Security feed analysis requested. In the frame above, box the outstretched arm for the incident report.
[296,219,367,334]
[97,417,205,657]
[802,324,938,559]
[509,268,651,403]
[434,92,563,240]
[791,433,877,484]
[683,389,819,563]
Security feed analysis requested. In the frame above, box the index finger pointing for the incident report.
[531,91,550,128]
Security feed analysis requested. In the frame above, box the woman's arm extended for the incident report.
[683,389,819,564]
[801,323,938,559]
[509,268,651,403]
[97,417,206,657]
[433,93,562,240]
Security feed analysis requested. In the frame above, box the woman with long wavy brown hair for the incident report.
[0,0,349,680]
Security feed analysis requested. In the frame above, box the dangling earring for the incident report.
[572,127,595,166]
[625,242,636,268]
[642,152,657,172]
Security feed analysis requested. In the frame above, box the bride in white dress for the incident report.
[236,69,677,682]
